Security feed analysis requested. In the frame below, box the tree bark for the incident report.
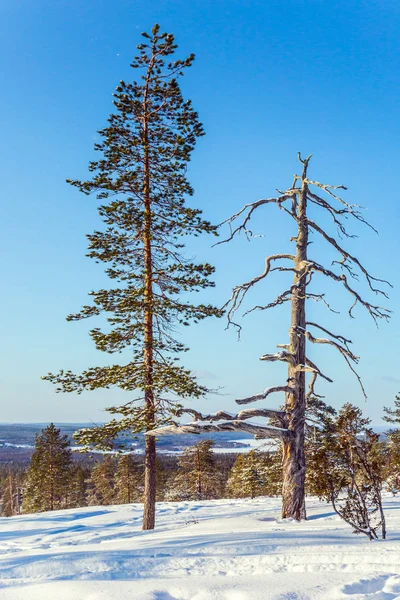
[281,159,309,520]
[143,435,156,529]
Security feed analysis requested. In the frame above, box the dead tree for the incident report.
[148,154,390,520]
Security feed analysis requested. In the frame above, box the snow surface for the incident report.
[1,496,400,599]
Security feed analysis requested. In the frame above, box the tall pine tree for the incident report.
[115,454,143,504]
[88,457,117,506]
[43,25,221,529]
[0,472,21,517]
[227,451,266,499]
[68,464,90,508]
[22,424,72,513]
[383,394,400,493]
[166,440,220,501]
[226,450,280,499]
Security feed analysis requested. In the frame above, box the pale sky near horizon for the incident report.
[0,0,399,424]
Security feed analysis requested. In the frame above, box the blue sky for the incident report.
[0,0,399,423]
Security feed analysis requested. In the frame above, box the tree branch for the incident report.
[146,420,292,440]
[306,371,325,402]
[295,358,333,383]
[296,326,367,399]
[260,350,296,365]
[297,327,359,363]
[243,288,293,316]
[305,321,353,347]
[223,254,295,331]
[306,260,391,323]
[215,194,296,245]
[236,384,296,405]
[307,219,391,296]
[175,407,286,421]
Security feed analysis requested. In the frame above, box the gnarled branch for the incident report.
[297,327,359,363]
[223,254,295,331]
[215,194,296,245]
[175,407,286,421]
[307,219,391,296]
[306,321,352,346]
[236,384,296,405]
[306,371,325,402]
[295,358,333,383]
[296,325,366,399]
[146,420,292,440]
[260,350,296,365]
[306,260,391,323]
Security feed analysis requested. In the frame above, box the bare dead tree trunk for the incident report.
[142,56,156,531]
[282,157,309,520]
[147,153,390,524]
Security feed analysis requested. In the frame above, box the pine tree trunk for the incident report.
[142,60,157,530]
[143,435,156,528]
[281,161,309,520]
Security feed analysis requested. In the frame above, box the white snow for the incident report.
[1,496,400,599]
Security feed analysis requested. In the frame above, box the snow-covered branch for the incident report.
[146,420,292,440]
[175,407,286,421]
[260,350,296,365]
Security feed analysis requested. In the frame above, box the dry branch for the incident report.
[305,321,353,347]
[306,371,325,401]
[260,350,296,364]
[307,219,391,296]
[295,358,333,383]
[297,325,367,399]
[236,384,296,405]
[146,420,292,440]
[175,407,286,421]
[215,195,296,245]
[223,254,295,330]
[307,260,391,323]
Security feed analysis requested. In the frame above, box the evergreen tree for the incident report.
[0,472,21,517]
[88,456,117,506]
[22,424,72,513]
[0,465,24,517]
[305,398,337,498]
[43,24,221,530]
[166,440,220,501]
[227,451,264,499]
[312,403,386,540]
[115,454,143,504]
[383,394,400,493]
[226,450,280,499]
[68,464,90,508]
[383,393,400,427]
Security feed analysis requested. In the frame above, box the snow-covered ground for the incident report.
[1,496,400,600]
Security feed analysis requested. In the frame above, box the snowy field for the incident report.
[1,497,400,600]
